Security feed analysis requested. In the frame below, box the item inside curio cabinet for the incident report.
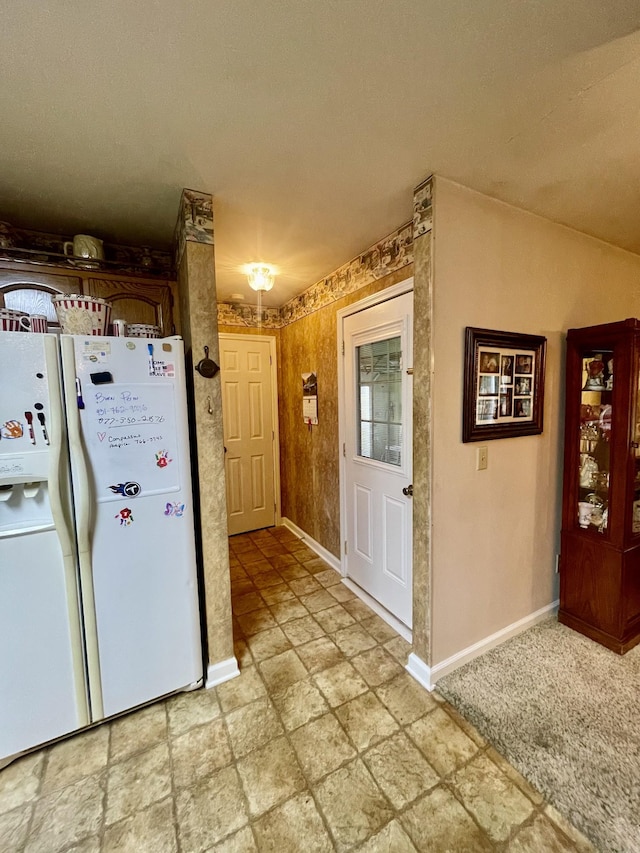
[576,352,612,531]
[583,355,607,390]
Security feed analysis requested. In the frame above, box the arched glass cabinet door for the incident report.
[0,269,82,332]
[2,286,61,329]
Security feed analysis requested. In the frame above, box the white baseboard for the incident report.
[429,600,560,688]
[406,601,559,692]
[281,517,341,572]
[406,652,434,692]
[205,656,240,689]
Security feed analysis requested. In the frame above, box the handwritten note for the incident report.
[82,384,181,501]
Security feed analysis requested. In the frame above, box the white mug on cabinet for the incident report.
[63,234,104,260]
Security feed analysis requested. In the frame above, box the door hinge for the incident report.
[270,354,272,365]
[341,340,345,355]
[343,442,346,457]
[272,430,275,440]
[344,540,348,554]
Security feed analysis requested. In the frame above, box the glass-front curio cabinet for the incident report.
[560,319,640,653]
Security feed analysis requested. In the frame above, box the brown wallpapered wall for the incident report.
[277,265,414,557]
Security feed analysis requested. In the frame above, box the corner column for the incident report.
[407,176,434,688]
[175,189,238,686]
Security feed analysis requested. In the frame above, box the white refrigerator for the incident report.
[0,332,202,766]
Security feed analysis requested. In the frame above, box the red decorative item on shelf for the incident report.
[583,357,605,390]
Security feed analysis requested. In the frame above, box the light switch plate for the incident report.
[477,446,488,470]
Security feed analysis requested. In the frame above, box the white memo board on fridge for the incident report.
[81,383,181,501]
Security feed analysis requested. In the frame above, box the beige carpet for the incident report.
[437,618,640,853]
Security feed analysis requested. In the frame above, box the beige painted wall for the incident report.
[279,266,413,557]
[430,178,640,664]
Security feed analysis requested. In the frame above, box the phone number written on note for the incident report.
[97,415,166,427]
[96,404,148,416]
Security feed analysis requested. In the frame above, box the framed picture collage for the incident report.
[463,328,547,442]
[477,348,534,423]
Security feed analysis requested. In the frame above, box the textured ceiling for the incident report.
[1,1,639,306]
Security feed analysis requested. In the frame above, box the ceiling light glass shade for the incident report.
[247,264,275,292]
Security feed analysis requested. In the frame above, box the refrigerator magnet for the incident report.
[1,420,24,439]
[108,482,141,498]
[82,341,110,363]
[90,371,114,385]
[164,502,185,517]
[115,507,134,526]
[149,360,175,378]
[155,449,172,468]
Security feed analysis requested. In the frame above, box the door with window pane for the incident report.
[343,291,413,627]
[358,336,403,465]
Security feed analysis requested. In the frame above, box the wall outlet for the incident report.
[477,446,488,470]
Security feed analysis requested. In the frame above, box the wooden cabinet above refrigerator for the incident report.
[0,261,178,336]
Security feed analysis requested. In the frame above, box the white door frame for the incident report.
[218,333,282,528]
[337,277,414,640]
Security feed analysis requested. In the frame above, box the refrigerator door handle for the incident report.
[43,335,91,728]
[60,336,105,720]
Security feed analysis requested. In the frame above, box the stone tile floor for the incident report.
[1,526,596,852]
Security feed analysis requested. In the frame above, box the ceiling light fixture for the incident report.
[246,263,275,292]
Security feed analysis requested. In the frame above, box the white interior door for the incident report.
[342,291,413,627]
[219,335,277,535]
